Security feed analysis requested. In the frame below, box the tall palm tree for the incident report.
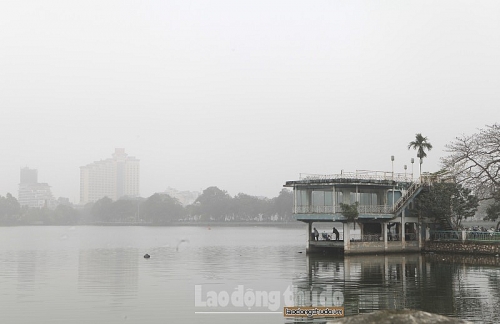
[408,133,433,178]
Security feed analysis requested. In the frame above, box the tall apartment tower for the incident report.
[80,148,140,204]
[18,167,55,208]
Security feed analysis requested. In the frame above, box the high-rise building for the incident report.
[80,148,140,204]
[20,167,38,184]
[18,167,55,208]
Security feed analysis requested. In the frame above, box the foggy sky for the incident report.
[1,1,499,203]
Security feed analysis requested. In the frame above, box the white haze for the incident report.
[1,1,499,203]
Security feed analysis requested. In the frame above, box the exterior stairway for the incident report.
[392,179,456,231]
[435,213,455,231]
[392,181,424,215]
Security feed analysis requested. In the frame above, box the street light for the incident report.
[404,164,407,181]
[411,158,414,181]
[391,155,394,180]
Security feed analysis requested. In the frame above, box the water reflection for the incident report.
[78,248,138,303]
[290,253,500,323]
[16,250,46,293]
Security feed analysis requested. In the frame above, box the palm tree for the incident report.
[408,133,433,178]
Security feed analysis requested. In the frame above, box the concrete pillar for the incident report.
[401,209,406,250]
[461,230,466,242]
[343,222,350,253]
[294,186,297,214]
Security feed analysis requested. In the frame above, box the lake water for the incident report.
[1,226,500,323]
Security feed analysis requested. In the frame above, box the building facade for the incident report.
[284,170,433,254]
[80,148,140,204]
[18,167,55,208]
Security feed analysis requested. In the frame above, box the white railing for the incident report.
[358,205,393,214]
[295,206,335,214]
[392,181,422,213]
[295,205,392,214]
[299,170,414,183]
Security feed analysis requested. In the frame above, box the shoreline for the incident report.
[1,221,306,228]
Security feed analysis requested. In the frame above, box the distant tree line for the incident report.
[0,188,293,226]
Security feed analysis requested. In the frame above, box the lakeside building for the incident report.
[18,167,56,208]
[80,148,140,204]
[284,170,446,254]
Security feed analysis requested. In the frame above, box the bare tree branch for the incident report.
[441,124,500,200]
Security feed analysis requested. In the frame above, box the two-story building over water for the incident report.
[284,170,432,255]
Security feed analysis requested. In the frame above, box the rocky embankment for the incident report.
[330,309,470,324]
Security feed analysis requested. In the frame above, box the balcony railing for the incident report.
[299,170,414,183]
[294,205,392,214]
[295,206,335,214]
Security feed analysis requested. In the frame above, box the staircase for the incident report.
[392,181,424,215]
[392,179,456,231]
[435,213,455,231]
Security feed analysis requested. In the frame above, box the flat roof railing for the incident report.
[299,170,414,183]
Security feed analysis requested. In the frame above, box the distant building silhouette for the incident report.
[163,187,200,206]
[20,167,37,184]
[18,167,55,208]
[80,148,140,204]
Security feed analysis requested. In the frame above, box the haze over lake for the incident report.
[1,226,499,323]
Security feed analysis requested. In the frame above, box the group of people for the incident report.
[312,227,340,241]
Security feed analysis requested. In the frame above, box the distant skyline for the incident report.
[1,1,499,203]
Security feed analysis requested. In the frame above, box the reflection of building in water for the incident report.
[345,255,421,313]
[78,249,138,301]
[16,250,48,293]
[292,253,500,320]
[292,254,425,316]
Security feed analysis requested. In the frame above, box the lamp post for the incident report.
[391,156,394,180]
[404,164,407,181]
[411,158,414,181]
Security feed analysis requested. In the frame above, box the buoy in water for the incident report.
[144,254,150,259]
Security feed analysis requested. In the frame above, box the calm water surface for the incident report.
[0,226,499,323]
